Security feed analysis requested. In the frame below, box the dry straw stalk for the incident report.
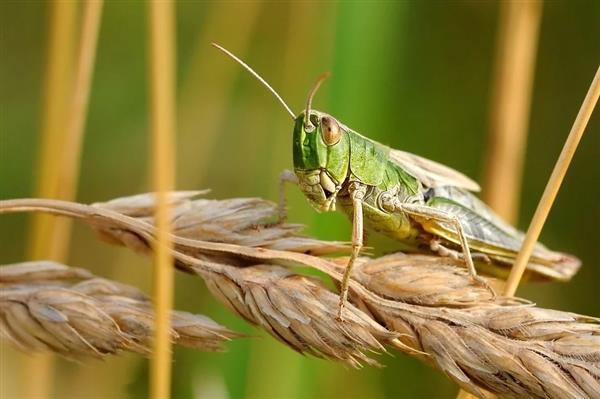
[23,1,103,397]
[482,0,542,222]
[469,2,543,397]
[147,0,177,397]
[504,65,600,297]
[0,192,598,399]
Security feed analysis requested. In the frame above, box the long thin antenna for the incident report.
[211,43,296,119]
[304,72,330,131]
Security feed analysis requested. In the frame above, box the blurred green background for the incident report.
[1,1,599,398]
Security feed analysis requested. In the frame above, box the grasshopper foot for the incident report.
[471,274,496,298]
[336,300,346,322]
[430,239,496,297]
[277,209,288,224]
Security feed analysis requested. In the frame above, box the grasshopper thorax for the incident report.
[292,110,350,212]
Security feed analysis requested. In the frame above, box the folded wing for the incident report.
[389,149,481,192]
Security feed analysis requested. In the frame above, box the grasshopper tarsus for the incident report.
[471,274,497,298]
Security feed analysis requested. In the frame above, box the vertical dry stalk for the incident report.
[56,2,105,394]
[23,1,77,398]
[147,1,177,398]
[504,66,600,296]
[456,386,477,399]
[462,3,542,398]
[27,0,77,271]
[482,0,542,223]
[56,0,104,205]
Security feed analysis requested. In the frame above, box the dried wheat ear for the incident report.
[0,260,241,358]
[0,192,598,399]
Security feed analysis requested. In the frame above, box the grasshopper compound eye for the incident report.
[321,116,341,145]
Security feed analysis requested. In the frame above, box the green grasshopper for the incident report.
[213,44,580,320]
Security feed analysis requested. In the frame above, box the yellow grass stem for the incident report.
[22,354,54,399]
[23,1,77,398]
[482,0,542,223]
[57,0,104,204]
[504,66,600,296]
[456,390,475,399]
[461,3,542,398]
[27,0,76,263]
[56,2,105,396]
[147,1,176,398]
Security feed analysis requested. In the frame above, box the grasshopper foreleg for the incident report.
[337,181,367,321]
[277,169,298,222]
[398,203,496,297]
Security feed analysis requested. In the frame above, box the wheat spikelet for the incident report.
[202,265,395,367]
[348,256,599,398]
[0,261,240,358]
[0,193,598,398]
[93,191,348,256]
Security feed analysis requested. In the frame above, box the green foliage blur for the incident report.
[1,1,598,398]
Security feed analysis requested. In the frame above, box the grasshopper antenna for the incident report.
[304,72,330,132]
[211,43,296,120]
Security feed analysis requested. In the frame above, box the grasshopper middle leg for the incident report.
[430,239,492,264]
[398,203,495,296]
[337,182,367,321]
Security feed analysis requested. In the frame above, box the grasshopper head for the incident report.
[210,45,348,211]
[292,110,350,212]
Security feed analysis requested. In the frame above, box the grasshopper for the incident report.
[213,44,580,320]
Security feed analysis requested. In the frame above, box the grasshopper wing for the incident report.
[420,188,581,282]
[389,149,481,192]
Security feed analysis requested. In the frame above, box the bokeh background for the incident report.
[1,1,599,398]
